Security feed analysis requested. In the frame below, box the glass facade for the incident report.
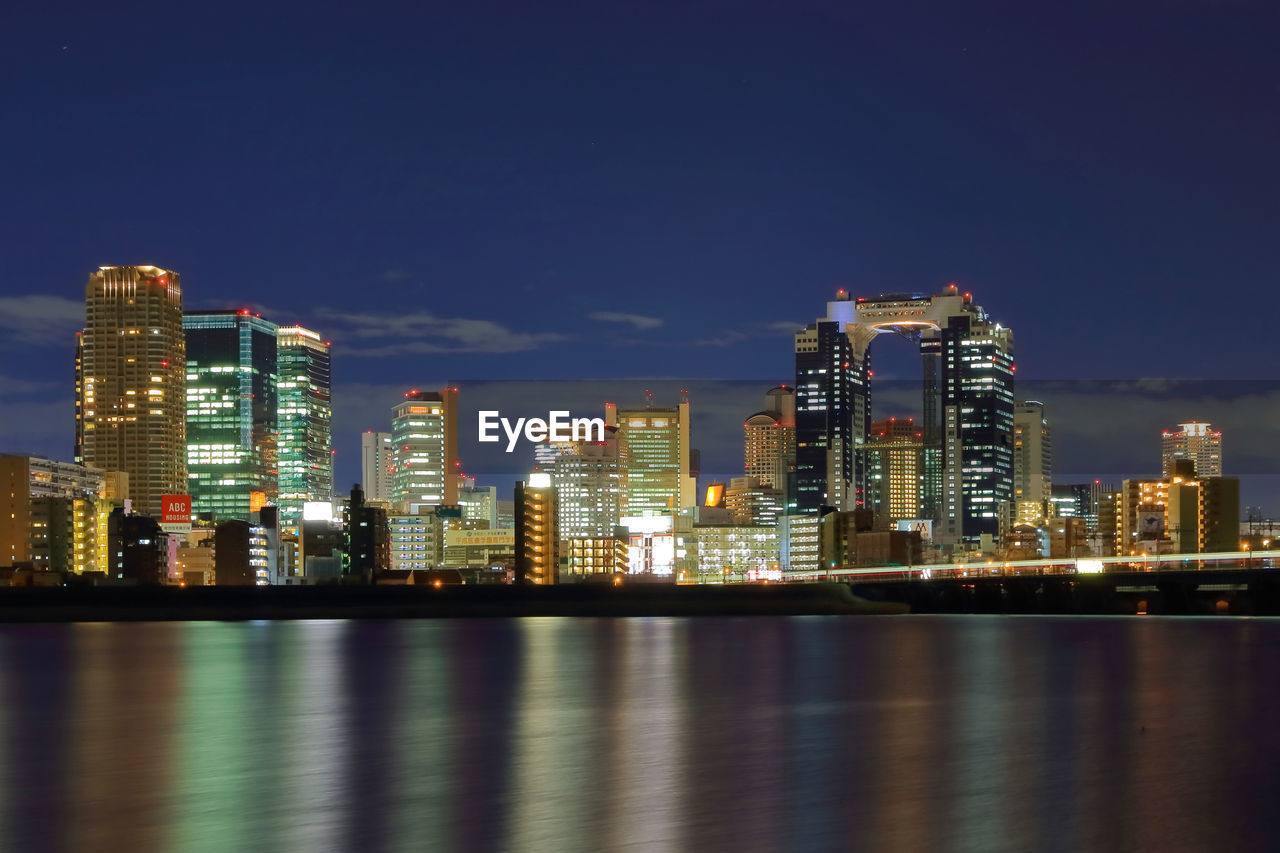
[607,403,694,516]
[277,327,332,528]
[391,389,457,511]
[184,311,279,522]
[794,321,861,513]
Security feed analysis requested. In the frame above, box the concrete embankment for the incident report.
[0,582,908,622]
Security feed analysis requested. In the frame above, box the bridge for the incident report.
[783,549,1280,615]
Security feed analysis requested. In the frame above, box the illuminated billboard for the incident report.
[160,494,192,533]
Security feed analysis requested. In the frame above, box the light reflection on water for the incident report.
[1,616,1278,852]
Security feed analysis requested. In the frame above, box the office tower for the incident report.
[744,386,796,490]
[78,265,186,517]
[361,431,394,504]
[932,308,1015,542]
[1162,422,1222,478]
[606,400,695,516]
[276,326,332,527]
[1013,401,1053,509]
[183,311,279,522]
[515,474,558,584]
[550,425,626,539]
[794,315,860,513]
[863,417,923,523]
[802,285,1014,543]
[391,388,458,511]
[1049,483,1102,529]
[344,484,390,583]
[723,476,784,528]
[457,475,499,528]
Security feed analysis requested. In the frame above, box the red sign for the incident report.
[161,494,192,532]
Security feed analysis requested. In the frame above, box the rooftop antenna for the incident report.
[644,388,654,407]
[679,388,690,404]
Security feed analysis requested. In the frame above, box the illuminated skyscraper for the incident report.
[863,417,923,522]
[1162,422,1222,478]
[794,314,861,513]
[743,385,796,490]
[276,326,332,527]
[78,265,186,517]
[1013,401,1052,511]
[550,425,626,539]
[183,311,279,522]
[361,431,394,504]
[794,285,1014,542]
[391,388,458,511]
[606,401,695,516]
[932,310,1015,541]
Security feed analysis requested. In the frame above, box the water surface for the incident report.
[1,616,1276,852]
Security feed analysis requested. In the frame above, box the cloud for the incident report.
[763,320,803,334]
[589,311,664,330]
[0,375,57,395]
[317,310,569,357]
[0,295,83,344]
[380,268,411,283]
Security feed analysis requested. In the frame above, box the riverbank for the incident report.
[0,582,907,622]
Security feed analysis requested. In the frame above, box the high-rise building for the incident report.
[606,401,695,516]
[361,431,394,504]
[723,476,785,528]
[276,326,332,527]
[1162,422,1222,478]
[183,311,279,522]
[932,309,1015,542]
[515,474,558,584]
[863,417,923,523]
[798,285,1014,544]
[744,386,796,490]
[78,265,186,517]
[1013,401,1053,510]
[391,388,458,511]
[550,425,626,540]
[794,315,861,514]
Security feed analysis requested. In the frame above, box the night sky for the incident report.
[2,1,1278,500]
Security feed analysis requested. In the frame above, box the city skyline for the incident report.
[9,273,1280,515]
[3,2,1278,493]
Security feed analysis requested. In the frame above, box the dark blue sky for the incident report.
[2,0,1277,491]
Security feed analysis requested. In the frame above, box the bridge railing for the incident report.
[781,549,1280,583]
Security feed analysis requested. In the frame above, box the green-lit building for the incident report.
[184,311,279,522]
[277,325,333,528]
